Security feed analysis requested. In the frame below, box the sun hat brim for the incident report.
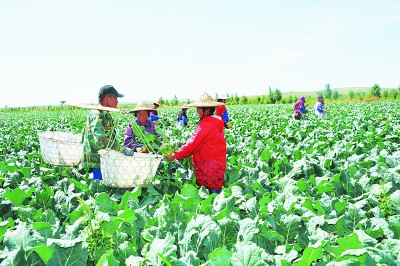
[129,101,154,113]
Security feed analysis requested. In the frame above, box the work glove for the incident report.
[323,109,327,113]
[226,121,232,129]
[122,147,134,156]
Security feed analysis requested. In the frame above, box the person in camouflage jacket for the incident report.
[81,85,134,180]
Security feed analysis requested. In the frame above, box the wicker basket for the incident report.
[98,149,162,188]
[38,131,83,166]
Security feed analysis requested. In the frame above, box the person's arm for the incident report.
[171,123,211,160]
[124,122,148,151]
[90,111,124,152]
[222,110,229,122]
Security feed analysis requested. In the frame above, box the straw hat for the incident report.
[129,101,154,113]
[153,100,162,106]
[182,104,189,109]
[188,92,224,107]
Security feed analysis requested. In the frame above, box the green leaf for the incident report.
[47,241,88,266]
[0,218,15,242]
[326,233,362,259]
[237,218,259,243]
[95,193,119,214]
[4,222,35,250]
[231,242,268,266]
[20,167,31,178]
[292,246,323,266]
[260,149,271,164]
[208,247,232,266]
[4,187,34,207]
[181,184,201,200]
[117,209,137,226]
[96,249,119,266]
[145,233,177,265]
[29,245,55,265]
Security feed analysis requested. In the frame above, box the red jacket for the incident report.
[174,115,226,190]
[216,105,226,119]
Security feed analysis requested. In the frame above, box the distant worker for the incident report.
[177,104,189,128]
[124,101,160,152]
[293,96,307,120]
[314,95,327,118]
[165,93,226,194]
[216,94,232,129]
[81,85,134,180]
[150,100,162,123]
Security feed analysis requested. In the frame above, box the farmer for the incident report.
[150,100,162,123]
[314,95,327,118]
[293,96,307,120]
[177,104,189,128]
[124,101,160,152]
[81,85,134,180]
[165,92,226,194]
[215,94,232,129]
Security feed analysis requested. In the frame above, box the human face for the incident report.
[136,110,149,124]
[102,94,118,108]
[196,107,210,119]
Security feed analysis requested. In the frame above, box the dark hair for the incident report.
[294,112,302,120]
[201,107,215,115]
[217,99,224,102]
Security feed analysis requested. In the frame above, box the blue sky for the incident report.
[1,0,399,107]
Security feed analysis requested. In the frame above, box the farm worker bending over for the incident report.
[124,101,160,152]
[216,94,232,129]
[314,95,327,118]
[81,85,134,180]
[150,100,162,124]
[293,96,307,120]
[165,92,227,194]
[177,104,189,128]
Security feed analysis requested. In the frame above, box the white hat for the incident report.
[217,94,228,100]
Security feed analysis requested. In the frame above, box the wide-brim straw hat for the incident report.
[129,101,154,113]
[188,92,224,107]
[182,104,189,109]
[153,100,162,106]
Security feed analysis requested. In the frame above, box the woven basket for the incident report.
[98,149,162,188]
[38,131,83,166]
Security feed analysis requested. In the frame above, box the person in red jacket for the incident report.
[165,92,226,194]
[215,94,232,129]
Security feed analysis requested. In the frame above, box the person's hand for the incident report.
[165,153,175,162]
[226,121,232,128]
[122,147,134,156]
[136,145,149,153]
[323,109,327,113]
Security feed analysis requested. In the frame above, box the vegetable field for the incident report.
[0,102,399,265]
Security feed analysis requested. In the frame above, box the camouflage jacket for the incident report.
[81,110,124,169]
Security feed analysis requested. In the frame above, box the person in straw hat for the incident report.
[216,93,232,129]
[81,85,134,180]
[150,99,162,123]
[177,103,189,128]
[165,92,226,194]
[124,101,161,152]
